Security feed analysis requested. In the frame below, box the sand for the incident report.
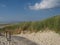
[16,31,60,45]
[0,35,38,45]
[1,30,60,45]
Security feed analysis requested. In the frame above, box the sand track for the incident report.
[0,36,38,45]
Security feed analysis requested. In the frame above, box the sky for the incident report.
[0,0,60,23]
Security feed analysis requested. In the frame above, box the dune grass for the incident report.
[0,15,60,34]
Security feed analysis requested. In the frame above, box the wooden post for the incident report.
[5,31,8,38]
[5,31,12,45]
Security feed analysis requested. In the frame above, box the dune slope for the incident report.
[17,31,60,45]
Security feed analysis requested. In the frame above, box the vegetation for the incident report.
[0,15,60,34]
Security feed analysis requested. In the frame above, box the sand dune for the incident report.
[16,31,60,45]
[0,30,60,45]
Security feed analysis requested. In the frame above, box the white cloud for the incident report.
[29,0,60,10]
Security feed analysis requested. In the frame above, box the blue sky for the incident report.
[0,0,60,23]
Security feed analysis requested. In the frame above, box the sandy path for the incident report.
[0,36,38,45]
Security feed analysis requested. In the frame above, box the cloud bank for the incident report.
[29,0,60,10]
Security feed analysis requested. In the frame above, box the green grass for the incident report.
[0,15,60,34]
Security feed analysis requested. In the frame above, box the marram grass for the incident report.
[0,15,60,34]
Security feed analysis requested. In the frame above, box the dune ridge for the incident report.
[16,30,60,45]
